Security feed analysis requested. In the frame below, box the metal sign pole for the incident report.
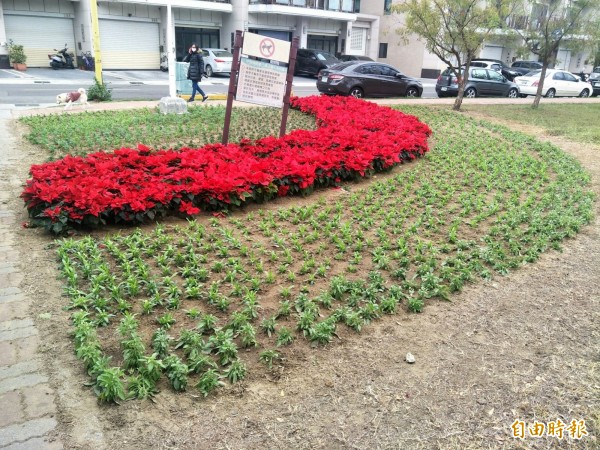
[222,30,243,145]
[279,37,299,138]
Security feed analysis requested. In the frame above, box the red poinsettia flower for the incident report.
[21,96,431,231]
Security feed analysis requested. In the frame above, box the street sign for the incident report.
[222,31,298,145]
[242,32,291,63]
[236,57,287,108]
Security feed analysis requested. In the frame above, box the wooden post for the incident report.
[279,37,299,138]
[222,30,243,145]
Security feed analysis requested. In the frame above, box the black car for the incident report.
[317,62,423,98]
[470,59,520,81]
[511,60,543,76]
[589,66,600,97]
[339,55,374,62]
[294,49,340,77]
[436,67,519,98]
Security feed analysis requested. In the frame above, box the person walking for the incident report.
[183,44,208,103]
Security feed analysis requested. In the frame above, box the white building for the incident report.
[0,0,379,70]
[0,0,593,75]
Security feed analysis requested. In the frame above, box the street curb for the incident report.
[179,93,228,101]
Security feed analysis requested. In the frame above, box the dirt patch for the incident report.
[6,109,599,450]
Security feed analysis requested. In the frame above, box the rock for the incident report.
[405,352,416,364]
[159,96,187,115]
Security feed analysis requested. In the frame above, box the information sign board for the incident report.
[236,57,287,108]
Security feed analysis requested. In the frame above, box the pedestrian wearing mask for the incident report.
[183,44,208,103]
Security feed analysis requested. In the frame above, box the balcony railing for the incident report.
[249,0,356,13]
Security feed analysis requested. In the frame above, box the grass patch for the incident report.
[40,104,595,402]
[20,106,316,161]
[462,103,600,144]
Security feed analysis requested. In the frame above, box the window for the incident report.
[378,43,388,58]
[487,70,504,81]
[553,72,565,80]
[472,69,488,79]
[384,0,392,14]
[379,65,397,77]
[563,72,577,82]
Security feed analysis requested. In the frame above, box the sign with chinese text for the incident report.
[242,32,290,63]
[236,57,287,108]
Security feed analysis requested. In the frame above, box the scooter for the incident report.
[48,44,75,70]
[160,52,168,72]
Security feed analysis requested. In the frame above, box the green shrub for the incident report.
[87,77,112,102]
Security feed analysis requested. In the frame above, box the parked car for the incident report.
[511,60,543,76]
[317,61,423,98]
[514,69,591,98]
[295,49,340,77]
[589,66,600,97]
[339,55,374,62]
[470,59,520,81]
[436,67,520,98]
[201,48,233,77]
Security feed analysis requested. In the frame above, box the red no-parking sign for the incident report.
[242,32,290,63]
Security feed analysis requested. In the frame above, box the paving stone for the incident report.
[0,417,57,447]
[0,326,37,343]
[0,301,30,321]
[0,319,34,333]
[0,373,48,395]
[0,391,24,427]
[3,436,63,450]
[0,251,19,264]
[0,265,19,274]
[0,341,18,367]
[0,293,27,305]
[0,360,39,381]
[0,287,22,298]
[22,384,57,420]
[0,319,35,334]
[14,335,41,361]
[0,271,24,287]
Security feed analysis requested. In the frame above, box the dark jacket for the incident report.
[184,51,204,81]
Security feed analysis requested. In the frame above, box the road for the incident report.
[0,68,439,105]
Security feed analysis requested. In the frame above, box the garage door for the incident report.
[4,15,75,68]
[480,45,503,60]
[99,20,159,69]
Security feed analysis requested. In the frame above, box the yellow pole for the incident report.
[90,0,103,84]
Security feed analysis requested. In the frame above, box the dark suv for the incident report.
[436,67,519,98]
[589,66,600,97]
[295,49,340,77]
[511,60,543,76]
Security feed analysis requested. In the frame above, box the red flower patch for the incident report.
[21,96,431,233]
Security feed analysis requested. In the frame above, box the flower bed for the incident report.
[21,96,431,233]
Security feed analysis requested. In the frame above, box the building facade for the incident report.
[0,0,593,75]
[0,0,380,70]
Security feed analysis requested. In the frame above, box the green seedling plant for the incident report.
[50,104,595,403]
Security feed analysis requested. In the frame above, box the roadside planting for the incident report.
[21,96,431,234]
[43,105,593,403]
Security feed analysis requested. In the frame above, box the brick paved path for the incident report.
[0,110,62,450]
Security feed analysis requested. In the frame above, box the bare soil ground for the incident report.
[6,107,599,450]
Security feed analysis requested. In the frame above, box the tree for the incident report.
[393,0,509,110]
[507,0,600,108]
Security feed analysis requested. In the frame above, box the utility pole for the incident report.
[89,0,103,84]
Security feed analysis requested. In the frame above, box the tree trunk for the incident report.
[453,56,472,111]
[532,64,548,109]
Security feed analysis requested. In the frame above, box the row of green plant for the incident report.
[20,106,316,161]
[52,106,594,403]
